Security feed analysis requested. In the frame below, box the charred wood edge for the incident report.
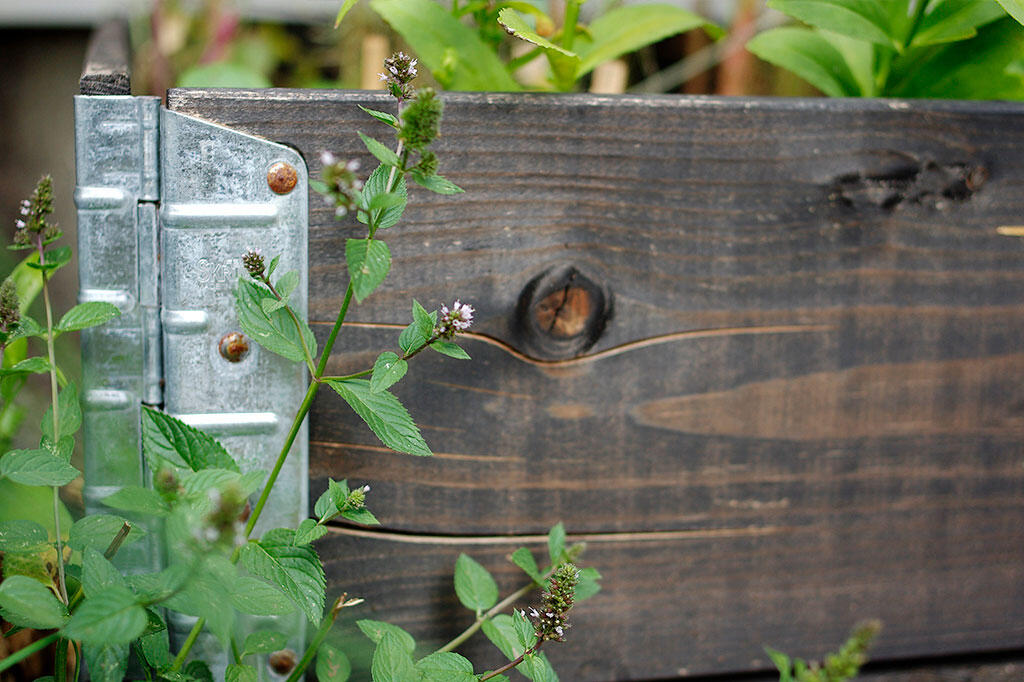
[80,19,131,96]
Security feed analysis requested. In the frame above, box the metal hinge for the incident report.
[74,95,309,679]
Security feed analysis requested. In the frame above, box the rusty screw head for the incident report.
[268,649,297,675]
[268,162,298,195]
[219,332,250,363]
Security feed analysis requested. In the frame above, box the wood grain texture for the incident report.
[167,90,1024,679]
[80,21,131,95]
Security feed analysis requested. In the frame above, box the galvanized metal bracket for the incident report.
[74,96,309,678]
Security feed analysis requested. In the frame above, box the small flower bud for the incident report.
[528,562,580,643]
[416,151,439,178]
[379,51,418,101]
[318,153,363,218]
[242,248,265,278]
[435,300,474,339]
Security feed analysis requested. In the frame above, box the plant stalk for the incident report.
[480,642,542,681]
[0,631,61,674]
[283,596,347,682]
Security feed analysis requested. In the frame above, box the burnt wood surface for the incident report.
[80,20,131,95]
[167,89,1024,680]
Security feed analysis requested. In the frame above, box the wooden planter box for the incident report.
[80,22,1024,681]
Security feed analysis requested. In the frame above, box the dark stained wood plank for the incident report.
[167,89,1024,677]
[860,662,1024,682]
[80,20,131,95]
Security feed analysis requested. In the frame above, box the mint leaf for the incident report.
[0,519,48,553]
[371,631,417,682]
[548,522,566,564]
[511,547,543,584]
[141,405,239,473]
[230,576,297,616]
[359,105,400,128]
[411,171,464,195]
[454,553,498,612]
[83,643,129,682]
[56,301,121,333]
[359,164,407,230]
[294,518,329,545]
[275,270,300,302]
[242,630,288,657]
[82,547,128,596]
[358,132,401,168]
[68,514,144,553]
[345,238,391,303]
[41,381,81,441]
[747,26,863,97]
[0,575,68,629]
[234,277,316,364]
[767,0,896,48]
[0,357,51,375]
[241,528,326,626]
[415,651,476,681]
[0,447,79,486]
[357,619,416,653]
[138,609,171,671]
[430,340,470,360]
[63,586,147,645]
[512,608,536,649]
[575,566,602,601]
[101,485,170,517]
[317,642,352,682]
[399,300,435,354]
[997,0,1024,25]
[481,614,518,661]
[370,352,408,392]
[326,379,431,456]
[226,664,258,682]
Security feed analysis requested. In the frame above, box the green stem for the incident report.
[314,283,354,379]
[480,642,543,681]
[561,0,581,51]
[55,636,68,682]
[170,618,203,672]
[0,631,60,674]
[283,597,346,682]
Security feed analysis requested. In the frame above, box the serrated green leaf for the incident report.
[234,277,316,364]
[357,619,416,653]
[241,528,326,626]
[83,643,129,682]
[67,514,144,552]
[29,246,72,272]
[56,302,121,333]
[161,555,237,645]
[41,381,81,442]
[411,171,464,195]
[765,646,793,680]
[0,575,68,629]
[345,239,391,303]
[371,352,408,393]
[276,270,300,301]
[454,553,498,612]
[63,586,147,645]
[41,435,73,463]
[430,340,470,360]
[230,576,297,616]
[548,523,566,564]
[317,642,351,682]
[371,0,521,91]
[329,478,351,510]
[512,608,536,649]
[767,0,897,47]
[520,653,559,682]
[82,547,128,596]
[482,614,519,661]
[359,105,399,128]
[243,630,288,657]
[577,3,720,77]
[359,164,407,230]
[747,26,863,97]
[399,300,436,354]
[0,448,79,486]
[226,664,258,682]
[101,485,170,517]
[341,506,380,526]
[184,660,215,682]
[267,254,281,278]
[181,468,264,498]
[8,315,45,341]
[326,379,431,456]
[358,132,400,168]
[0,519,48,553]
[911,0,1007,46]
[294,518,330,545]
[126,565,190,603]
[415,651,476,681]
[261,297,288,315]
[366,191,405,213]
[511,547,543,584]
[997,0,1024,24]
[314,486,336,521]
[371,630,417,682]
[141,406,239,473]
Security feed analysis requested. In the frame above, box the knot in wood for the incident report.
[515,265,611,360]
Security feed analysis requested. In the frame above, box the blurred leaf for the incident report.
[747,26,863,96]
[317,643,351,681]
[177,61,272,88]
[0,575,68,629]
[912,0,1007,46]
[357,619,416,653]
[996,0,1024,24]
[768,0,897,48]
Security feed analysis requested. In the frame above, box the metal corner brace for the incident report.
[74,95,309,676]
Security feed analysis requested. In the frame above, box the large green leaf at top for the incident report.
[141,405,239,473]
[912,0,1007,46]
[887,17,1024,98]
[996,0,1024,25]
[768,0,898,48]
[370,0,520,91]
[747,26,863,97]
[576,4,721,77]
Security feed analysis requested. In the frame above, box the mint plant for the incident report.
[766,621,881,682]
[747,0,1024,99]
[336,0,722,92]
[0,55,599,682]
